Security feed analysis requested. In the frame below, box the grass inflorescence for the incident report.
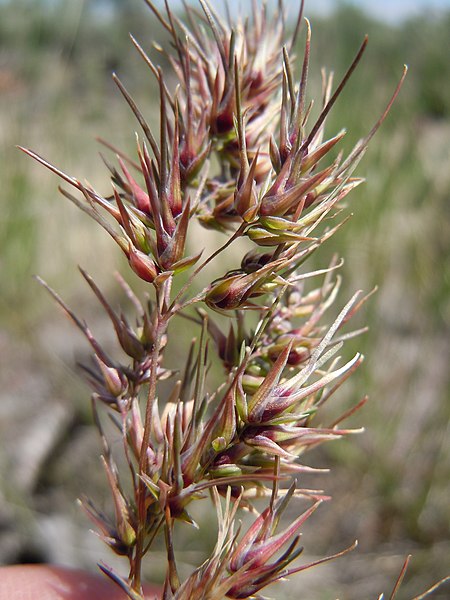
[18,1,449,599]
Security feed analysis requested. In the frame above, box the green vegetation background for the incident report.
[0,1,449,597]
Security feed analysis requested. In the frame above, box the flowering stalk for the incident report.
[20,1,409,598]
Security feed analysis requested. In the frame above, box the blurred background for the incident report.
[0,0,449,598]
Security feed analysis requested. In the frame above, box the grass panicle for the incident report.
[21,2,448,599]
